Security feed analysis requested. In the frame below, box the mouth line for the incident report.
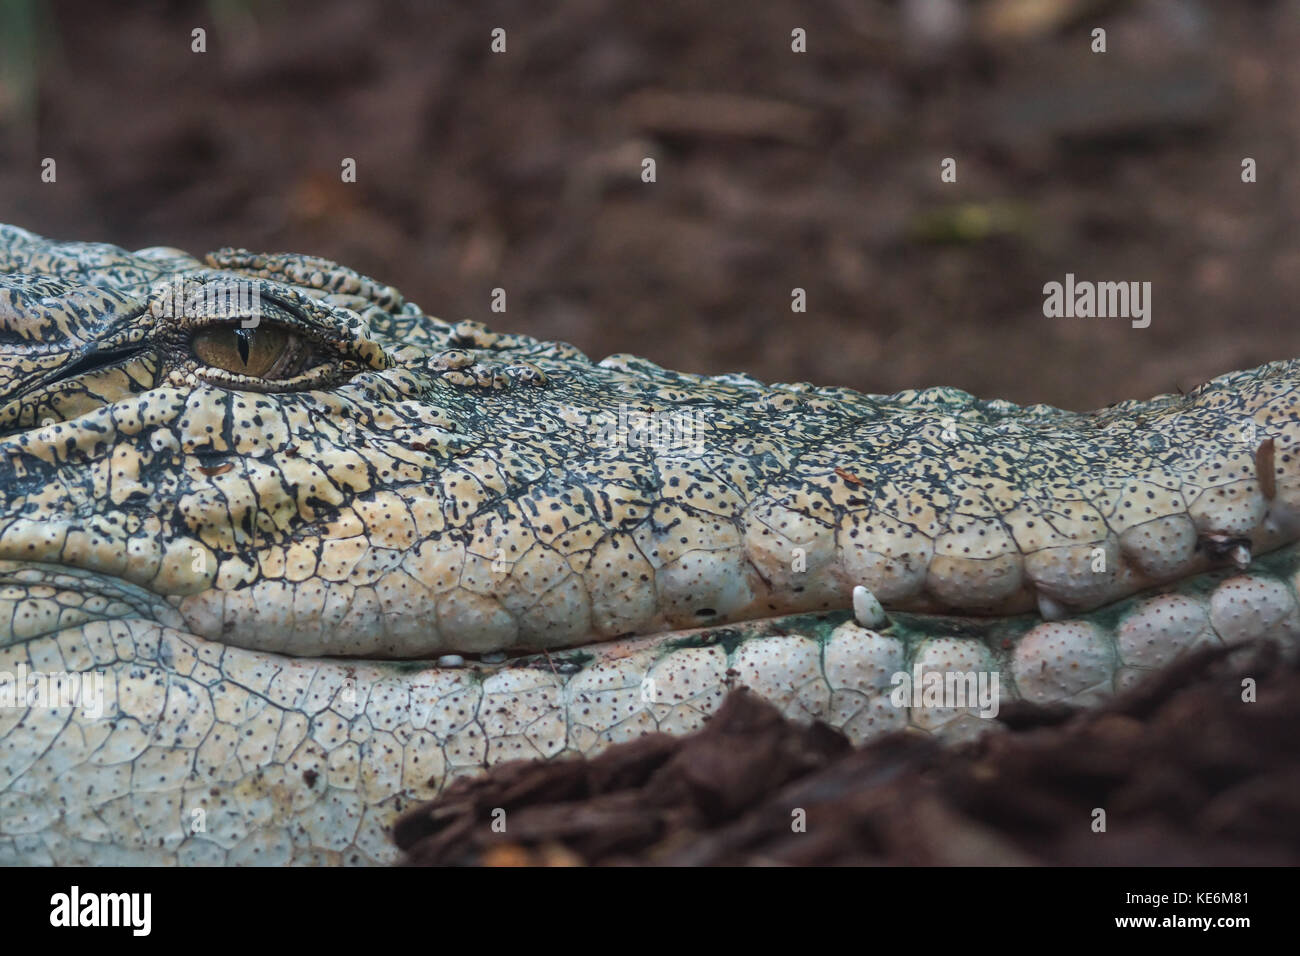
[0,556,845,671]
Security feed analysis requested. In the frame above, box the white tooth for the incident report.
[1231,543,1252,570]
[436,654,464,668]
[1037,592,1067,621]
[852,585,886,629]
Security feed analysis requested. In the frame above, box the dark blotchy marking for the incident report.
[1257,437,1276,500]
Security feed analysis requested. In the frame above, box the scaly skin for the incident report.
[0,223,1297,864]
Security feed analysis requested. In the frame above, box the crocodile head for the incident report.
[4,223,1300,865]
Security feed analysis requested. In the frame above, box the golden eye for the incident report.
[191,325,301,379]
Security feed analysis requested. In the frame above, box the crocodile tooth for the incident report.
[1232,543,1252,570]
[1036,592,1068,621]
[852,585,886,629]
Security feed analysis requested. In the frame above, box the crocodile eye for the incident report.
[191,324,315,380]
[179,288,389,391]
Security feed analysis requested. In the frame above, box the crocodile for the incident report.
[0,222,1298,865]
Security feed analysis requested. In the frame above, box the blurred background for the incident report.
[0,0,1295,409]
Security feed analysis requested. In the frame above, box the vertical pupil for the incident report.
[235,327,254,364]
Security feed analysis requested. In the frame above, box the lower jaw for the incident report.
[3,545,1299,864]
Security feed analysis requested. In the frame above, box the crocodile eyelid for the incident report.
[186,357,368,393]
[204,247,406,313]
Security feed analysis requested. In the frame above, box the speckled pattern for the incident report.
[0,224,1297,864]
